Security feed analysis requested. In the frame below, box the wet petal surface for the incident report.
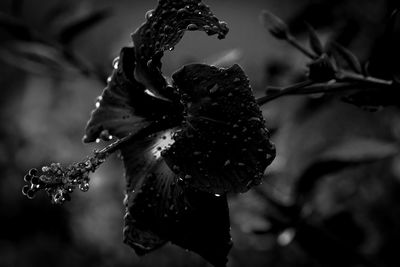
[165,64,276,194]
[132,0,229,98]
[84,47,182,143]
[121,131,232,266]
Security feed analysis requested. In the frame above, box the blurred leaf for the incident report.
[0,12,32,40]
[58,8,111,44]
[343,83,400,111]
[305,23,323,56]
[295,160,359,202]
[329,42,362,74]
[0,41,74,75]
[11,0,24,17]
[295,138,398,202]
[320,138,398,161]
[294,221,377,267]
[367,9,400,79]
[41,2,78,27]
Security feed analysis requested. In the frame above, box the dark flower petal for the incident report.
[121,131,232,267]
[132,0,229,99]
[83,47,182,143]
[163,64,276,194]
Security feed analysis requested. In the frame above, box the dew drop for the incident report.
[209,84,219,93]
[187,23,199,31]
[145,9,154,20]
[123,194,129,205]
[79,182,90,192]
[164,25,173,33]
[147,59,153,68]
[112,57,120,69]
[144,89,156,97]
[100,129,111,141]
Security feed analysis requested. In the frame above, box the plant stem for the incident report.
[338,71,393,86]
[256,80,314,105]
[257,73,396,106]
[287,35,317,59]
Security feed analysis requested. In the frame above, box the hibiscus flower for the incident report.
[23,0,275,266]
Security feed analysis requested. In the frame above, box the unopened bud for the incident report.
[260,10,290,40]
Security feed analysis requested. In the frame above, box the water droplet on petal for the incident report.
[112,57,120,69]
[144,89,156,97]
[187,23,199,31]
[145,9,154,20]
[209,84,219,93]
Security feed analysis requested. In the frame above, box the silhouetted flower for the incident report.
[24,0,275,266]
[82,0,275,266]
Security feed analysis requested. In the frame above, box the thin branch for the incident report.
[286,35,317,59]
[256,80,314,105]
[338,70,393,86]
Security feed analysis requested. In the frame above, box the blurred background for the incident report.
[1,0,400,266]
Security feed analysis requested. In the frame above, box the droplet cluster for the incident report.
[132,0,229,97]
[22,151,106,204]
[133,0,229,62]
[165,63,276,194]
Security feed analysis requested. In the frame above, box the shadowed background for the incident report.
[1,0,400,266]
